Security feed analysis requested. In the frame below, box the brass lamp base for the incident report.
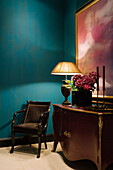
[61,80,72,105]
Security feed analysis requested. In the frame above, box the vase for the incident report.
[61,80,72,105]
[72,90,92,107]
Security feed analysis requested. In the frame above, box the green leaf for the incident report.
[66,80,71,84]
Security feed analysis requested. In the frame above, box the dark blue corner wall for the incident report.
[0,0,88,139]
[0,0,64,138]
[64,0,89,63]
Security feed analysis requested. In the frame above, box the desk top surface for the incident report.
[53,104,113,115]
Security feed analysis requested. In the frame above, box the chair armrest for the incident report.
[38,122,43,135]
[12,109,26,127]
[39,111,50,130]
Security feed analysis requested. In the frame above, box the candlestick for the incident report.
[96,66,99,108]
[97,66,99,91]
[103,66,105,108]
[103,66,105,91]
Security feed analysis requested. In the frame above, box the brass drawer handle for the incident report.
[64,131,71,138]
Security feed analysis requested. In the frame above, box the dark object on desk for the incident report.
[92,96,113,109]
[10,100,51,158]
[72,91,92,107]
[52,104,113,170]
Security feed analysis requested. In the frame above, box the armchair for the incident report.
[10,100,51,158]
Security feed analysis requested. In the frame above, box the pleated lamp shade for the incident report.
[51,62,81,75]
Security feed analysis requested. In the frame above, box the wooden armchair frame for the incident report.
[10,101,51,158]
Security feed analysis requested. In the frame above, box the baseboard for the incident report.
[0,134,54,147]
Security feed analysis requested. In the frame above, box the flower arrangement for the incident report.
[67,72,97,91]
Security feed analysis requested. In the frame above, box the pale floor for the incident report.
[0,142,112,170]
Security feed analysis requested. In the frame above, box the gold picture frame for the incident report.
[75,0,113,96]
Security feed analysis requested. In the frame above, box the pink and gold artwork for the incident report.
[75,0,113,96]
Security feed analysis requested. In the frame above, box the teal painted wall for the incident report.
[64,0,89,63]
[0,0,89,139]
[0,0,64,138]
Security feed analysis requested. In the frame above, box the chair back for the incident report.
[24,101,51,123]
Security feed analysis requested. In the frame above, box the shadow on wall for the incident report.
[0,121,12,131]
[0,104,26,135]
[35,0,64,13]
[0,47,63,90]
[76,0,89,10]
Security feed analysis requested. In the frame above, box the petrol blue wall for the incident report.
[0,0,89,139]
[0,0,64,139]
[64,0,89,62]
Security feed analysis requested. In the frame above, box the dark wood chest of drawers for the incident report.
[52,104,113,170]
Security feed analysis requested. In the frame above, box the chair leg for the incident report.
[10,131,15,154]
[37,136,41,158]
[44,134,47,149]
[51,140,58,152]
[29,135,32,147]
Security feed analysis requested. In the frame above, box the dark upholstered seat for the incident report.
[10,100,51,158]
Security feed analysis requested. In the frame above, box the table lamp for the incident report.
[51,62,81,105]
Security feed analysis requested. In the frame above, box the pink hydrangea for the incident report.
[70,71,97,91]
[83,84,92,91]
[71,75,82,82]
[75,79,84,87]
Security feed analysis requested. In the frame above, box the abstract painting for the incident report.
[75,0,113,96]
